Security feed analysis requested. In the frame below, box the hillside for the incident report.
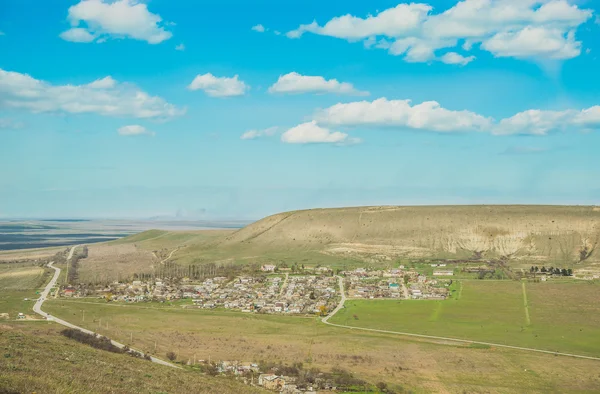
[0,324,265,394]
[190,205,600,268]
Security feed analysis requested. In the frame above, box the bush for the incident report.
[61,329,122,354]
[60,329,149,361]
[166,351,177,361]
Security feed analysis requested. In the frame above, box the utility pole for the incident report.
[81,310,85,322]
[154,341,157,353]
[130,332,133,343]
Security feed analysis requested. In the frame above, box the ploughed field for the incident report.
[330,280,600,357]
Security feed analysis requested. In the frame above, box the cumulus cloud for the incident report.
[288,98,600,141]
[482,27,581,59]
[251,24,266,33]
[241,126,278,140]
[494,106,600,135]
[288,4,432,40]
[440,52,476,65]
[314,98,493,132]
[0,68,184,120]
[281,121,355,144]
[268,72,369,96]
[188,73,249,97]
[60,0,173,44]
[118,124,154,136]
[287,0,593,64]
[59,27,97,43]
[175,43,185,51]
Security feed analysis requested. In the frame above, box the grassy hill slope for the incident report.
[179,205,600,268]
[0,324,265,394]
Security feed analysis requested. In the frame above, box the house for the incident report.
[17,313,25,320]
[63,288,76,297]
[259,374,286,391]
[262,264,277,272]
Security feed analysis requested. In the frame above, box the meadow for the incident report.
[0,324,265,394]
[0,262,52,319]
[330,280,600,357]
[43,297,600,393]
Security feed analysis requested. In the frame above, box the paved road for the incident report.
[34,249,180,369]
[321,276,600,362]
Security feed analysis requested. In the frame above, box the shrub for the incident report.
[166,351,177,361]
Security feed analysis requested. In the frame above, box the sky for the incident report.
[0,0,599,220]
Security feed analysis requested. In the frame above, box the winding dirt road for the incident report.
[34,248,180,369]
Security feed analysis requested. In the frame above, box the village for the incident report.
[59,263,455,316]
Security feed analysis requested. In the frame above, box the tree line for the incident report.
[529,266,573,276]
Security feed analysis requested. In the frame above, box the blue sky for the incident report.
[1,0,599,220]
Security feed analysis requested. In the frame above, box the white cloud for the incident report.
[59,27,97,43]
[314,98,493,132]
[175,43,185,51]
[281,121,355,144]
[440,52,476,65]
[287,4,432,40]
[482,27,581,59]
[241,126,278,140]
[494,106,600,135]
[287,0,593,63]
[251,24,266,33]
[268,72,369,96]
[60,0,173,44]
[307,97,600,137]
[188,73,249,97]
[0,118,25,129]
[0,68,184,120]
[118,124,154,136]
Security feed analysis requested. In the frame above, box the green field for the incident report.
[42,296,600,393]
[0,263,52,319]
[331,280,600,357]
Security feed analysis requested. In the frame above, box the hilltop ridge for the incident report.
[200,205,600,266]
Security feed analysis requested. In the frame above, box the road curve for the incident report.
[321,276,600,362]
[35,248,180,369]
[322,276,346,324]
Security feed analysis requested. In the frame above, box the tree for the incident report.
[376,381,388,392]
[166,351,177,361]
[530,266,535,273]
[319,305,328,316]
[567,268,573,276]
[541,266,547,273]
[561,268,568,276]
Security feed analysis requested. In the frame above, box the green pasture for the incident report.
[331,279,600,357]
